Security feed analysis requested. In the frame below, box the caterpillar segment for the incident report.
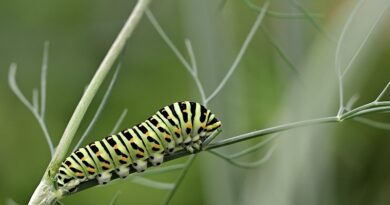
[157,106,184,146]
[133,123,165,166]
[57,164,79,191]
[123,128,149,172]
[74,148,98,179]
[90,141,117,184]
[56,101,222,193]
[146,115,176,154]
[102,135,131,178]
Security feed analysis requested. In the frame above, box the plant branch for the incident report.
[41,41,49,119]
[8,64,54,156]
[109,191,121,205]
[206,2,269,103]
[207,117,338,150]
[243,0,322,19]
[261,26,300,75]
[33,88,39,112]
[289,0,331,40]
[28,0,152,204]
[162,155,196,205]
[140,164,186,176]
[185,39,207,104]
[209,142,278,168]
[49,0,151,172]
[145,9,193,74]
[341,2,390,77]
[375,82,390,102]
[132,176,174,190]
[110,109,129,134]
[228,134,277,159]
[354,117,390,130]
[334,0,365,116]
[73,63,122,151]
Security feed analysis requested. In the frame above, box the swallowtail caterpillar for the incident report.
[56,101,221,193]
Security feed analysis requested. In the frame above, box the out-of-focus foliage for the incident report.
[1,0,390,204]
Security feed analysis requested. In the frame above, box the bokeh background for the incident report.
[1,0,390,204]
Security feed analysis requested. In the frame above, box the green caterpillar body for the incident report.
[56,101,221,193]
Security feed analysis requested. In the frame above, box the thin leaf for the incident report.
[132,176,174,190]
[40,41,50,119]
[109,191,121,205]
[8,64,54,155]
[162,155,196,205]
[206,2,269,103]
[110,109,128,134]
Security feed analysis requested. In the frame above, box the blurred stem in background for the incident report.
[180,0,237,204]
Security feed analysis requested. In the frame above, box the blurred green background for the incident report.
[1,0,390,204]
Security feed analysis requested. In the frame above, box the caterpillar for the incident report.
[56,101,221,193]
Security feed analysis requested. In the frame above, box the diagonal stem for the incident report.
[162,155,196,205]
[73,63,122,152]
[28,1,153,204]
[48,0,152,171]
[110,109,128,134]
[205,2,269,103]
[146,9,193,74]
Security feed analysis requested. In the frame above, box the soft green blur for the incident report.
[1,0,390,204]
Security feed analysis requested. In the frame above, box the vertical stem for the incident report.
[41,41,49,119]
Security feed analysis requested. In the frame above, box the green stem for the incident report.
[28,1,152,204]
[162,155,196,205]
[206,116,338,150]
[48,0,152,172]
[243,0,322,19]
[340,102,390,120]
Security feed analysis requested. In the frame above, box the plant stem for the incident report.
[206,2,269,103]
[207,116,338,149]
[48,0,151,172]
[28,1,152,204]
[162,155,196,205]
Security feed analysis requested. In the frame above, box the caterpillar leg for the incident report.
[192,135,200,142]
[115,166,130,178]
[166,143,176,155]
[68,187,79,193]
[60,178,80,193]
[149,153,164,166]
[183,137,192,145]
[192,140,202,150]
[183,135,194,152]
[97,171,112,185]
[132,160,147,172]
[185,140,202,153]
[185,146,194,153]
